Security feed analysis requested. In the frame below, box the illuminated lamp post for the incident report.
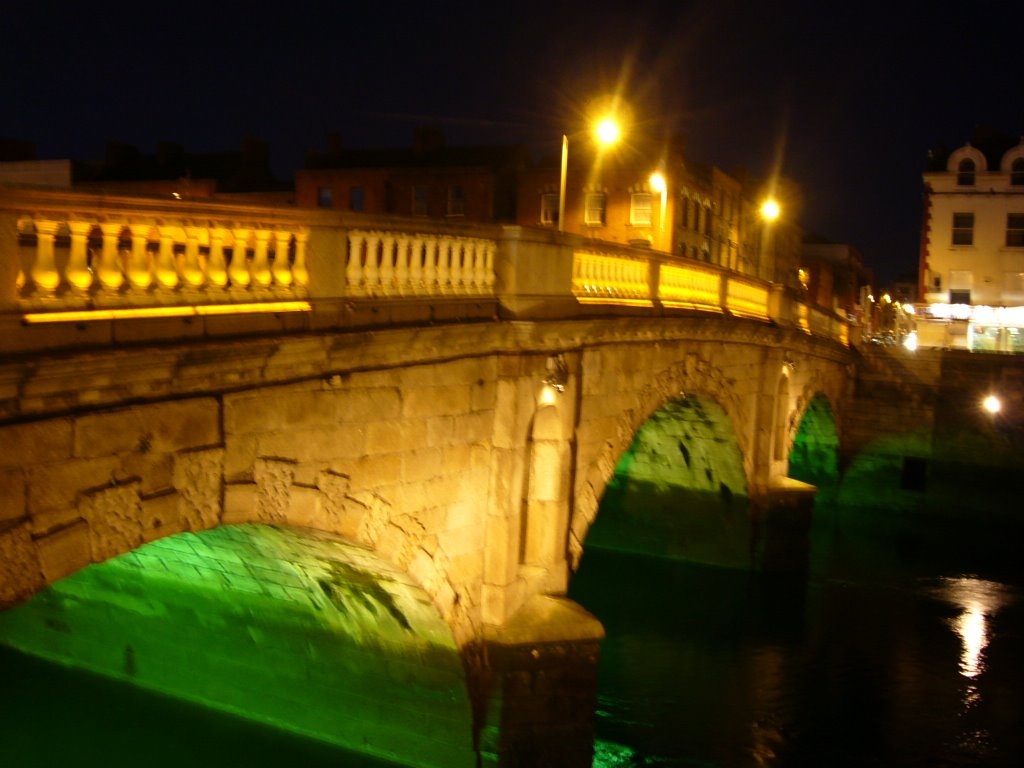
[558,116,622,232]
[649,172,667,250]
[759,197,780,282]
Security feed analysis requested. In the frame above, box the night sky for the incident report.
[3,0,1021,285]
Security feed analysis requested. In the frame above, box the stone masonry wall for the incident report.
[1,318,853,643]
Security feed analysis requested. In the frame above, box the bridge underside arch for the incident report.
[788,393,840,498]
[582,395,753,569]
[0,523,475,768]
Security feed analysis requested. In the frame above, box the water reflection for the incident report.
[932,577,1017,681]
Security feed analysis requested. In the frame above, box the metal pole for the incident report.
[558,134,568,232]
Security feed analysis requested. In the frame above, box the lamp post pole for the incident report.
[558,134,568,232]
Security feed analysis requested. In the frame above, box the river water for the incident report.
[2,513,1022,767]
[572,513,1024,767]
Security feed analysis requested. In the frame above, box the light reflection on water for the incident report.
[573,535,1024,768]
[932,576,1018,681]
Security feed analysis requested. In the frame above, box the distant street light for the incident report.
[559,116,622,232]
[982,394,1002,415]
[760,198,780,221]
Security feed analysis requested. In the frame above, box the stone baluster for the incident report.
[471,239,486,293]
[346,231,365,289]
[423,237,437,293]
[96,223,125,293]
[478,242,488,292]
[437,237,452,293]
[207,228,228,289]
[409,236,423,294]
[394,235,410,294]
[363,232,381,290]
[31,220,61,295]
[379,233,395,294]
[272,231,293,288]
[449,239,464,293]
[66,221,94,293]
[484,241,496,292]
[230,229,251,289]
[126,224,154,292]
[293,230,309,290]
[155,226,180,291]
[182,226,205,289]
[251,230,273,289]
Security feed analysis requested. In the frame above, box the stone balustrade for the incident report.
[11,215,309,309]
[0,186,848,351]
[346,230,495,297]
[572,251,652,306]
[659,262,721,311]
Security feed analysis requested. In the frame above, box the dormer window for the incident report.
[957,158,976,186]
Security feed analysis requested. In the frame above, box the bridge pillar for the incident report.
[473,595,604,768]
[750,477,817,572]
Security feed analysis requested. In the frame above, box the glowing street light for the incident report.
[757,197,781,282]
[760,198,780,221]
[982,394,1002,415]
[558,115,622,232]
[595,117,621,146]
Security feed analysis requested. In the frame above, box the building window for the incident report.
[317,187,333,208]
[952,212,974,245]
[680,198,689,229]
[447,185,465,216]
[1012,158,1024,186]
[630,192,653,226]
[540,192,559,225]
[412,185,428,216]
[349,186,365,212]
[950,269,972,304]
[584,192,606,226]
[1006,213,1024,247]
[957,158,976,186]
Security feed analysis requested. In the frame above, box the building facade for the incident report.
[920,132,1024,350]
[296,130,526,222]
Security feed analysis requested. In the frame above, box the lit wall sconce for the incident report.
[540,354,569,405]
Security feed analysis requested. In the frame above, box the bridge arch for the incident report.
[579,393,752,568]
[787,393,841,495]
[0,522,476,767]
[570,350,751,567]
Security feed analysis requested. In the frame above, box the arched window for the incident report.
[957,158,976,186]
[1012,157,1024,186]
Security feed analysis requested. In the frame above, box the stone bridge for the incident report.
[0,187,852,766]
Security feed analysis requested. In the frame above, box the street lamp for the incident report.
[758,197,781,282]
[558,116,621,232]
[649,172,667,248]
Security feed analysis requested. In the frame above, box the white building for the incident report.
[920,133,1024,351]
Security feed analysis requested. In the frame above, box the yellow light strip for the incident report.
[575,297,653,307]
[22,301,312,324]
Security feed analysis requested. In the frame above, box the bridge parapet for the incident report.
[1,186,847,354]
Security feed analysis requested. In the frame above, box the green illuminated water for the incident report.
[0,644,401,767]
